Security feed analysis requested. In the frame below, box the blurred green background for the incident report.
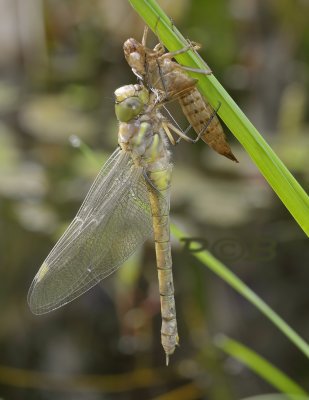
[0,0,308,399]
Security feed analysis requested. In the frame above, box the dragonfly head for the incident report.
[123,38,146,78]
[114,84,149,122]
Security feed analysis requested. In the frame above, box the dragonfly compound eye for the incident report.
[115,97,143,122]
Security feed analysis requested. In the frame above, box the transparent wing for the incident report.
[28,147,152,314]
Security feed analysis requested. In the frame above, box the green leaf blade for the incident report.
[171,224,309,359]
[216,335,308,398]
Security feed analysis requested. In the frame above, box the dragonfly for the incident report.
[28,83,190,365]
[124,26,238,162]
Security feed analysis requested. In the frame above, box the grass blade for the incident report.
[171,224,309,359]
[216,335,308,398]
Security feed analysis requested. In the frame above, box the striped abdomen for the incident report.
[148,60,238,162]
[147,167,178,364]
[179,88,238,162]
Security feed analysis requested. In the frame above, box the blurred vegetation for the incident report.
[0,0,308,399]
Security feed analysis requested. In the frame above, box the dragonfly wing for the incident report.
[28,148,152,314]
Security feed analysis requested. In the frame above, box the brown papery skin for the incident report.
[124,38,238,162]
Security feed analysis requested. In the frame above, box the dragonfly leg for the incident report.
[154,17,202,60]
[160,41,201,60]
[161,105,186,143]
[142,25,149,47]
[160,39,212,75]
[162,121,176,145]
[176,64,212,75]
[153,16,211,75]
[192,101,222,143]
[165,122,196,144]
[156,58,170,101]
[174,123,194,144]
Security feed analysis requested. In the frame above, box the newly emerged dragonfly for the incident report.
[124,27,238,162]
[28,84,191,364]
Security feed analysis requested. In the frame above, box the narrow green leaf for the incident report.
[240,395,308,400]
[171,224,309,359]
[128,0,309,236]
[216,335,308,398]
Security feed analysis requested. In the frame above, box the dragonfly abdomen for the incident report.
[179,88,238,162]
[147,168,178,365]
